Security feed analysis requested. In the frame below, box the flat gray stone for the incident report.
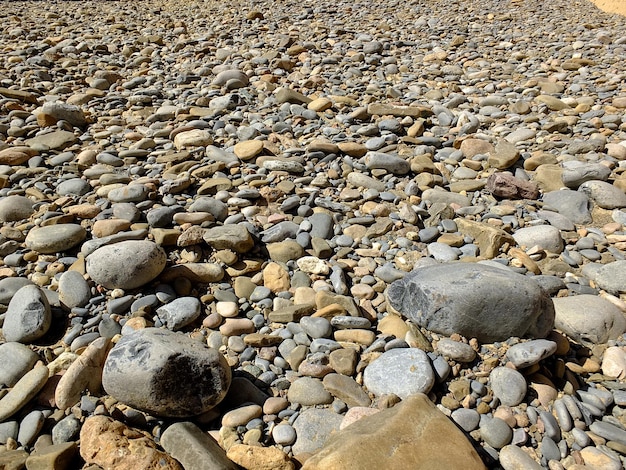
[579,180,626,209]
[0,342,39,387]
[160,421,238,470]
[0,278,34,305]
[592,260,626,294]
[542,189,592,225]
[553,294,626,345]
[363,151,410,175]
[363,348,435,398]
[506,340,557,368]
[86,240,167,289]
[480,417,512,449]
[387,263,554,342]
[102,328,231,418]
[2,285,51,343]
[58,270,91,309]
[292,408,343,455]
[562,163,611,188]
[155,297,202,331]
[25,224,86,254]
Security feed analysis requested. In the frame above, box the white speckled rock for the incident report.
[363,348,434,398]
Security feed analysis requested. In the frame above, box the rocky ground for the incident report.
[0,0,626,468]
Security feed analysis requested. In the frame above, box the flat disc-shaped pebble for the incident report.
[506,339,557,368]
[489,367,527,406]
[25,224,86,254]
[0,195,34,222]
[102,328,231,417]
[2,285,51,343]
[363,348,435,398]
[86,240,167,289]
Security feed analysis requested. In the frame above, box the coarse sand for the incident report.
[589,0,626,16]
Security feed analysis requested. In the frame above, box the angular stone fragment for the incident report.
[102,328,231,417]
[486,172,539,199]
[301,394,486,470]
[227,444,295,470]
[80,416,182,470]
[387,263,555,342]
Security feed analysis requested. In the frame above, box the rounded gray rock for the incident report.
[506,339,557,368]
[86,240,167,289]
[579,180,626,209]
[0,195,34,222]
[155,297,202,331]
[58,270,91,309]
[363,348,435,398]
[102,328,231,417]
[25,224,86,254]
[512,225,563,253]
[490,366,527,406]
[2,285,51,343]
[592,260,626,295]
[553,294,626,345]
[0,342,39,387]
[480,417,512,449]
[387,263,554,343]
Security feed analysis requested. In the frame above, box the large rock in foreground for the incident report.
[86,240,167,289]
[102,328,231,417]
[387,263,555,342]
[301,393,486,470]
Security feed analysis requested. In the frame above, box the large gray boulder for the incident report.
[102,328,231,418]
[387,263,555,343]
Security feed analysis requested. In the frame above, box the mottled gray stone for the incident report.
[542,189,592,225]
[592,260,626,294]
[292,408,343,455]
[387,263,554,342]
[155,297,202,331]
[0,195,34,222]
[480,417,512,449]
[490,367,527,406]
[102,328,231,418]
[86,240,167,289]
[363,151,410,175]
[363,348,435,398]
[506,340,557,368]
[2,284,51,343]
[579,180,626,209]
[0,278,33,305]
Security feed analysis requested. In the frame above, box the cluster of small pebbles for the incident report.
[1,0,626,468]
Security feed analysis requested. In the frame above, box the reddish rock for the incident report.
[486,172,539,199]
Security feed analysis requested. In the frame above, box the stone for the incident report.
[553,295,626,345]
[25,224,86,254]
[0,343,38,388]
[226,444,295,470]
[174,129,213,149]
[0,450,28,470]
[0,278,33,305]
[363,151,410,175]
[86,240,167,289]
[0,365,49,422]
[24,442,77,470]
[363,348,435,398]
[487,141,520,169]
[80,415,182,470]
[387,263,554,342]
[288,377,333,406]
[455,218,514,259]
[480,417,512,449]
[486,173,539,199]
[155,297,202,331]
[301,394,485,470]
[499,445,542,469]
[436,338,476,362]
[2,284,51,343]
[593,260,626,294]
[41,101,88,127]
[490,367,527,406]
[322,373,372,407]
[203,225,254,253]
[55,337,110,410]
[0,195,34,222]
[292,408,343,455]
[579,180,626,209]
[542,189,592,225]
[58,270,91,309]
[160,421,239,470]
[512,225,563,253]
[506,340,558,368]
[102,328,231,417]
[602,346,626,379]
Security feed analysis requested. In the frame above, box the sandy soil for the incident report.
[589,0,626,16]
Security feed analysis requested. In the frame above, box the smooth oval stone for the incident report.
[2,285,51,343]
[86,240,167,289]
[58,270,91,309]
[499,445,542,470]
[490,367,527,406]
[506,340,557,368]
[56,178,91,196]
[0,195,34,222]
[542,189,592,225]
[480,417,512,449]
[272,423,296,446]
[363,348,435,398]
[17,410,45,446]
[287,377,333,406]
[0,342,39,387]
[25,224,86,254]
[451,408,481,432]
[387,263,554,342]
[0,365,49,422]
[579,180,626,209]
[0,278,34,305]
[592,260,626,295]
[102,328,231,417]
[436,338,476,362]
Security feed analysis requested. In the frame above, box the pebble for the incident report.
[2,285,51,343]
[363,348,435,398]
[506,339,558,368]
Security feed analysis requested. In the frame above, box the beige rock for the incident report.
[337,142,367,158]
[533,164,564,192]
[174,129,213,149]
[308,97,333,112]
[0,365,49,422]
[266,241,305,263]
[92,219,132,238]
[333,329,375,346]
[227,444,295,470]
[234,140,264,160]
[55,337,110,410]
[263,262,290,293]
[339,407,380,429]
[80,415,182,470]
[602,346,626,379]
[0,147,36,165]
[460,138,495,158]
[487,141,520,169]
[25,442,77,470]
[377,314,410,338]
[455,218,515,259]
[301,394,486,470]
